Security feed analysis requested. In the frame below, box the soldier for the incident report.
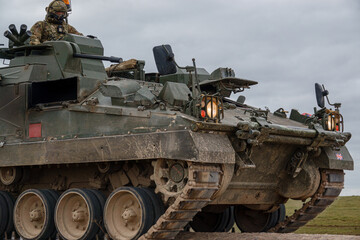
[30,0,82,45]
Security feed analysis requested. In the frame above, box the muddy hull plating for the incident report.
[0,113,352,239]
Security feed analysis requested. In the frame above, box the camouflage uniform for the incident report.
[30,0,82,45]
[30,21,82,45]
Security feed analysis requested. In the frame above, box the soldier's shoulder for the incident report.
[31,21,45,29]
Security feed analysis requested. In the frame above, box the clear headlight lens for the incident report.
[206,100,218,118]
[327,115,335,131]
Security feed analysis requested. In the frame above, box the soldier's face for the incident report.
[55,11,66,17]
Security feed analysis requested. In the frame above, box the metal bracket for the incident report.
[309,124,328,151]
[235,151,256,176]
[85,97,99,106]
[249,117,272,146]
[235,117,272,146]
[274,108,287,118]
[252,116,271,127]
[244,109,269,119]
[286,148,309,178]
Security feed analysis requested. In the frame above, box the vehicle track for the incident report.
[269,169,344,233]
[175,232,360,240]
[140,164,222,240]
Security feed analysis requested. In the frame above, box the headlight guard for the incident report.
[323,110,343,132]
[198,94,224,122]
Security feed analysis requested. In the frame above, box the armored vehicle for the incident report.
[0,24,353,240]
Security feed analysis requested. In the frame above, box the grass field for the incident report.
[285,196,360,235]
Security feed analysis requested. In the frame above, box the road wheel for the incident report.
[55,188,103,240]
[0,191,15,237]
[277,204,286,224]
[234,205,278,232]
[14,189,57,239]
[104,187,154,240]
[0,167,22,186]
[141,188,165,225]
[224,206,235,232]
[190,207,234,232]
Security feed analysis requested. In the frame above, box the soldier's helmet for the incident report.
[45,0,68,24]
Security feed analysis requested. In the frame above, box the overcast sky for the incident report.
[1,0,359,195]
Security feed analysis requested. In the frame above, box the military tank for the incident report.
[0,24,353,240]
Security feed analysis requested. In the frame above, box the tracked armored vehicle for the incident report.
[0,24,354,240]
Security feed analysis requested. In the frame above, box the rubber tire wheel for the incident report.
[41,189,59,239]
[55,188,103,240]
[224,206,235,232]
[14,189,56,240]
[277,204,286,224]
[87,189,106,237]
[132,187,155,238]
[0,191,15,238]
[141,188,165,225]
[79,189,104,240]
[42,189,60,239]
[190,207,234,232]
[104,187,155,240]
[234,205,278,232]
[263,209,278,231]
[0,192,9,237]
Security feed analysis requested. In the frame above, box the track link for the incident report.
[269,169,344,233]
[140,164,222,240]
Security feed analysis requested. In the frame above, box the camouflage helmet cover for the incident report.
[46,0,68,15]
[45,0,68,23]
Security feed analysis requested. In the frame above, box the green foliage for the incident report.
[286,196,360,235]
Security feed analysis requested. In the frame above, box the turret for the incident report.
[0,26,128,119]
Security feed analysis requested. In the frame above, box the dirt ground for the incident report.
[175,232,360,240]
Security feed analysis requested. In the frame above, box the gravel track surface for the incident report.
[175,232,360,240]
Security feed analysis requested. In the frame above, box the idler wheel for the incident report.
[0,191,15,237]
[0,167,22,185]
[234,205,280,232]
[14,189,58,239]
[104,187,155,240]
[190,206,235,232]
[55,189,104,240]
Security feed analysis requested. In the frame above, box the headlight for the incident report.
[206,100,218,118]
[326,115,335,131]
[199,95,223,122]
[324,111,343,132]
